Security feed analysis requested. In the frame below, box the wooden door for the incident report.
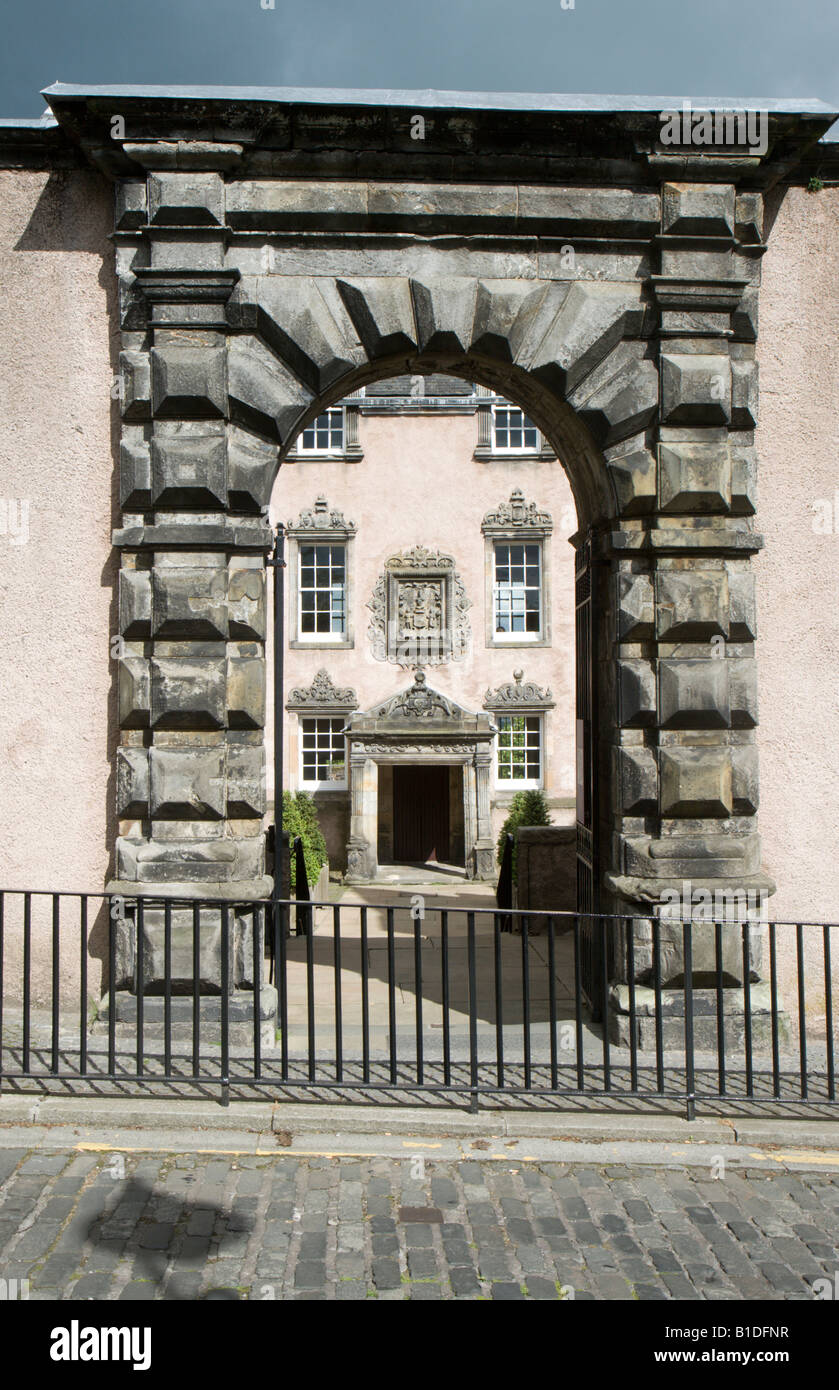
[393,765,451,863]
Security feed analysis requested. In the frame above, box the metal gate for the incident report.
[575,532,603,1015]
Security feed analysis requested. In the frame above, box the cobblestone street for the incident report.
[1,1141,838,1301]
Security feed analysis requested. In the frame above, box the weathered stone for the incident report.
[150,657,226,730]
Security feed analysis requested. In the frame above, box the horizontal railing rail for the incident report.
[0,888,837,1116]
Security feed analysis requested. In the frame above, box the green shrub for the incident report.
[496,789,552,884]
[282,790,327,889]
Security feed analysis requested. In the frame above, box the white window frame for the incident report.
[491,403,539,455]
[492,540,543,643]
[495,713,543,789]
[299,715,348,789]
[297,541,347,644]
[297,407,345,456]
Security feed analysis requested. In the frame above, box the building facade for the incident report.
[273,379,577,880]
[0,84,838,1019]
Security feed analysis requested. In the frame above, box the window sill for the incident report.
[289,638,354,650]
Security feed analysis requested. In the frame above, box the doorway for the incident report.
[393,765,451,863]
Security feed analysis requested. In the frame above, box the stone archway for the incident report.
[84,87,794,1021]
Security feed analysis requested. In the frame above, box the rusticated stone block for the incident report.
[149,746,225,819]
[120,437,152,508]
[735,192,763,243]
[120,351,151,419]
[732,744,759,814]
[227,745,266,817]
[658,442,731,513]
[228,432,275,512]
[659,747,732,817]
[659,659,730,729]
[730,356,758,429]
[115,180,147,231]
[618,659,656,727]
[411,275,479,355]
[617,571,654,640]
[150,346,227,418]
[729,657,758,727]
[148,172,225,227]
[661,182,735,236]
[150,657,225,729]
[151,566,228,639]
[615,745,657,814]
[119,569,152,638]
[116,747,149,818]
[730,447,757,514]
[337,277,418,358]
[660,353,731,426]
[656,571,728,641]
[605,444,657,515]
[151,432,227,507]
[118,657,150,728]
[226,656,265,729]
[727,567,757,640]
[228,566,266,639]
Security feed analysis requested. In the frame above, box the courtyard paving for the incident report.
[1,1140,838,1301]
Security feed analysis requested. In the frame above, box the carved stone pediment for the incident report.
[287,495,356,536]
[372,670,460,720]
[287,668,358,710]
[484,669,555,710]
[481,489,552,534]
[368,546,471,667]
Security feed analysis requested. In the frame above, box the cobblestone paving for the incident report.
[0,1146,838,1300]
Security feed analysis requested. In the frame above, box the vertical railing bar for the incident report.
[220,904,230,1106]
[107,895,116,1077]
[163,900,172,1077]
[253,905,262,1082]
[278,900,289,1083]
[360,906,370,1085]
[493,911,504,1090]
[683,920,696,1121]
[824,925,835,1102]
[769,922,780,1100]
[652,918,664,1094]
[136,898,144,1079]
[22,892,31,1072]
[626,916,638,1093]
[414,912,423,1087]
[306,902,316,1084]
[387,907,397,1086]
[467,911,479,1110]
[521,913,531,1092]
[796,923,808,1100]
[333,905,343,1084]
[742,921,754,1099]
[548,915,558,1091]
[715,920,726,1097]
[51,894,60,1075]
[441,910,451,1087]
[79,896,88,1076]
[573,914,584,1092]
[192,902,200,1079]
[600,914,610,1093]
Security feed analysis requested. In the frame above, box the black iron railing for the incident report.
[0,888,837,1116]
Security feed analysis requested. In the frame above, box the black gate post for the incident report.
[269,522,286,901]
